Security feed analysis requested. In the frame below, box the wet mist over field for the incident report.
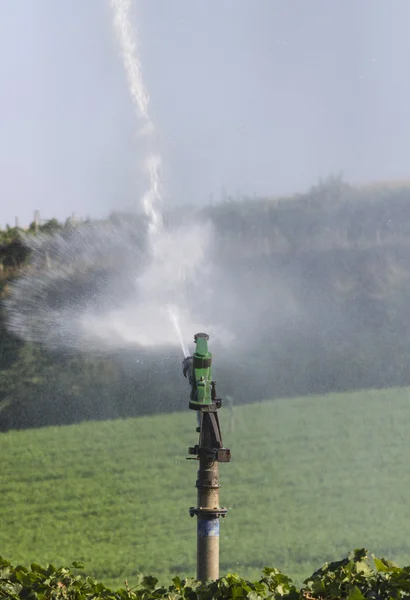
[4,177,410,431]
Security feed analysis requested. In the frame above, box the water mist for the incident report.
[5,0,225,356]
[111,0,181,351]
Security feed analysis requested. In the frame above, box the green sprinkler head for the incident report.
[182,333,214,410]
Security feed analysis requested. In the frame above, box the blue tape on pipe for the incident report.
[198,519,220,537]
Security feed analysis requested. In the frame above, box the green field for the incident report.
[1,387,410,589]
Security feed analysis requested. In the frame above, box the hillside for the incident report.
[3,178,410,429]
[1,387,410,589]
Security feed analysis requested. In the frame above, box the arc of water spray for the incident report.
[111,0,188,356]
[167,306,189,358]
[111,0,162,236]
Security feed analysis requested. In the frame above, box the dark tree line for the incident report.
[2,178,410,431]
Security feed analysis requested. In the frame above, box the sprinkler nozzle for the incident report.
[183,332,214,409]
[194,332,209,341]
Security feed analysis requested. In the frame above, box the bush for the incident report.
[1,549,410,600]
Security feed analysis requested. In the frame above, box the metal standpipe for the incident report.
[183,333,231,582]
[194,433,222,581]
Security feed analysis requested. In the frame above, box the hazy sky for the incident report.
[0,0,409,228]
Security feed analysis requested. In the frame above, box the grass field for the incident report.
[1,387,410,589]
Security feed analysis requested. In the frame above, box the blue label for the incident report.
[198,519,220,537]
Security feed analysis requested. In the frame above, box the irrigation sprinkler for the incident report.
[183,333,231,582]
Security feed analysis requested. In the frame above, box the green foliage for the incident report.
[2,550,410,600]
[0,217,65,274]
[302,548,410,600]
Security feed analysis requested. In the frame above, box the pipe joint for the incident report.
[189,506,228,518]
